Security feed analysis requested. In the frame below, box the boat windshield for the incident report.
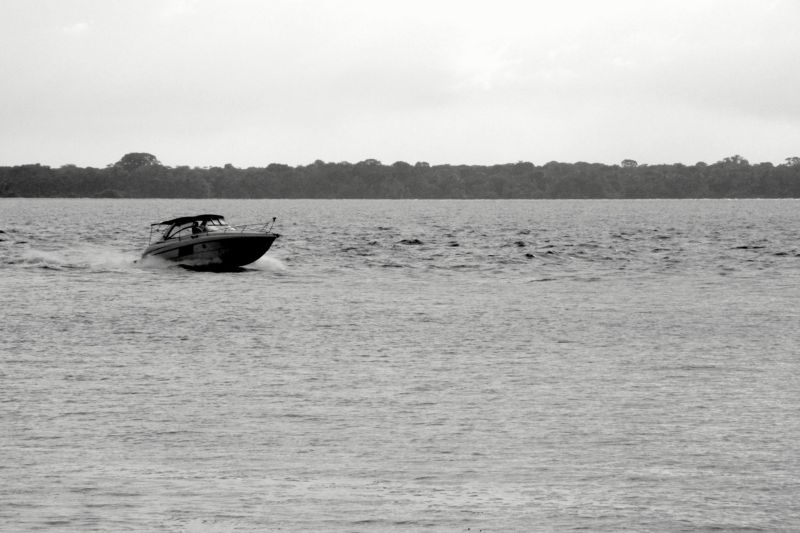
[163,222,194,240]
[206,218,236,232]
[160,217,231,240]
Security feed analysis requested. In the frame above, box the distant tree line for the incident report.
[2,152,800,199]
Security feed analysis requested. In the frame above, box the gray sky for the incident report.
[2,0,799,168]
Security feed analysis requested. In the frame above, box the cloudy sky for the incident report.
[1,0,799,168]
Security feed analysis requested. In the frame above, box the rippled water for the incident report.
[2,199,799,532]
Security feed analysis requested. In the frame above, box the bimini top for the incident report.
[152,214,225,226]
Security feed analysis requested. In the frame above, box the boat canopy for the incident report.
[152,214,225,226]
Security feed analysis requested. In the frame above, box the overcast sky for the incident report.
[1,0,799,168]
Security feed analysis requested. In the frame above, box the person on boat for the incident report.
[192,221,202,234]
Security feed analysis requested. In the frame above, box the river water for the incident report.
[1,199,799,532]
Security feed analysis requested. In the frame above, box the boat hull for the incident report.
[142,232,278,268]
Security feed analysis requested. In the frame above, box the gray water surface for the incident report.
[1,199,799,531]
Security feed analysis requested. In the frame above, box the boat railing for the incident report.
[230,221,275,233]
[148,218,277,245]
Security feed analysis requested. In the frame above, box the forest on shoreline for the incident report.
[2,153,800,199]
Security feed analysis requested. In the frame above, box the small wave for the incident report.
[135,254,173,269]
[18,249,73,270]
[178,518,241,533]
[341,246,375,257]
[15,245,139,272]
[673,364,721,371]
[254,255,287,272]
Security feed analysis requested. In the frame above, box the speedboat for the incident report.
[142,214,279,269]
